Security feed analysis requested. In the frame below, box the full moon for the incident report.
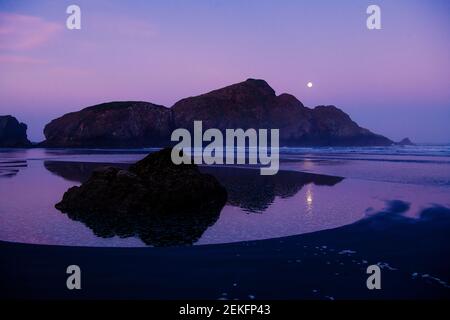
[307,82,313,88]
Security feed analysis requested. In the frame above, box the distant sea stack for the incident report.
[396,138,415,146]
[42,79,393,147]
[0,115,31,147]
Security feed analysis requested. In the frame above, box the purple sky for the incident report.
[0,0,449,143]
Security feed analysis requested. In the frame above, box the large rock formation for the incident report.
[43,79,393,147]
[43,101,172,147]
[0,115,31,147]
[173,79,392,146]
[55,148,228,246]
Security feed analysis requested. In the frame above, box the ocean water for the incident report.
[0,146,449,247]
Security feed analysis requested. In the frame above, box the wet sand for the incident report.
[2,200,449,300]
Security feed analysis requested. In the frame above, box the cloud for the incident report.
[0,12,62,50]
[0,54,47,64]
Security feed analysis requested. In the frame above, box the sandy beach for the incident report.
[2,200,449,300]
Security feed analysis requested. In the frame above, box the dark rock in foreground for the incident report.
[43,79,393,147]
[45,159,345,214]
[0,115,31,147]
[55,148,227,246]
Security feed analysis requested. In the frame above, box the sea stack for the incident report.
[396,138,415,146]
[0,115,31,147]
[55,148,228,245]
[42,79,393,147]
[42,101,172,148]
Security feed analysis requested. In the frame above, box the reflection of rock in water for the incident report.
[65,205,222,247]
[54,149,227,247]
[0,160,27,178]
[45,161,130,183]
[45,160,344,214]
[200,166,344,213]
